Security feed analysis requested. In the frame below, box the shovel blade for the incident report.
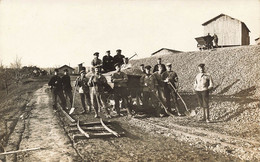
[69,107,75,115]
[190,110,196,116]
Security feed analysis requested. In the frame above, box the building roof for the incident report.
[151,48,182,56]
[58,65,75,70]
[202,13,250,32]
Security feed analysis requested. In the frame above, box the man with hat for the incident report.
[102,50,114,72]
[162,63,180,116]
[75,67,92,114]
[62,69,73,108]
[88,65,111,118]
[153,64,168,117]
[153,58,166,73]
[140,65,160,116]
[194,63,214,123]
[111,63,132,116]
[113,49,125,66]
[48,69,67,111]
[91,52,102,67]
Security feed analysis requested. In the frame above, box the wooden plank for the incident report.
[69,121,110,127]
[69,127,106,133]
[77,120,90,138]
[0,147,43,155]
[100,118,120,137]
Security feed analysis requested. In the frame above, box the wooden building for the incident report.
[202,14,250,47]
[151,48,182,56]
[57,65,75,74]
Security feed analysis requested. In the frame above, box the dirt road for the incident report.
[3,84,242,161]
[16,85,80,162]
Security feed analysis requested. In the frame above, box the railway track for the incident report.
[129,117,260,160]
[56,106,123,140]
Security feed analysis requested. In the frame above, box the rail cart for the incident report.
[195,35,214,50]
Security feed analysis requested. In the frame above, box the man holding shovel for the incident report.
[162,63,181,116]
[88,65,111,118]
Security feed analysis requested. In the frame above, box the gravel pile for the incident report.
[127,45,260,141]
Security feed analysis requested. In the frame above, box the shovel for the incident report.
[69,79,78,115]
[168,82,193,116]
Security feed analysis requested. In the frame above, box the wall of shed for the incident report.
[241,23,250,45]
[203,15,243,46]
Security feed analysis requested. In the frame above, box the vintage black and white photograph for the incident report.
[0,0,260,161]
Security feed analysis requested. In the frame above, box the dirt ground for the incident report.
[1,84,252,162]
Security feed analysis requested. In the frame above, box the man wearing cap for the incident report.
[62,69,73,108]
[48,69,67,111]
[91,52,102,67]
[88,66,111,118]
[153,58,166,73]
[75,67,91,114]
[111,63,131,116]
[162,63,181,116]
[113,49,125,66]
[194,63,214,123]
[140,65,160,116]
[153,65,168,117]
[102,50,114,72]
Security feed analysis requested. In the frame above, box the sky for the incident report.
[0,0,259,68]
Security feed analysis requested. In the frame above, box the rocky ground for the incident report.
[1,83,259,161]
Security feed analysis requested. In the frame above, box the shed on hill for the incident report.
[58,65,75,74]
[202,14,250,47]
[255,37,260,45]
[151,48,182,56]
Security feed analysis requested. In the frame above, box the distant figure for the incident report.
[140,64,145,74]
[91,52,102,67]
[102,50,114,72]
[48,69,67,111]
[153,58,166,73]
[213,34,218,48]
[206,33,213,49]
[194,63,214,123]
[61,69,73,108]
[113,49,125,66]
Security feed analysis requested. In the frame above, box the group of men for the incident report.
[91,49,129,72]
[48,52,214,122]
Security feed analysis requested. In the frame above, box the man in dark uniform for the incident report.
[111,63,131,116]
[113,49,125,66]
[140,65,160,116]
[162,63,181,116]
[153,65,168,117]
[91,52,102,67]
[48,69,67,111]
[75,68,91,114]
[102,50,114,72]
[61,69,73,108]
[88,65,111,118]
[153,58,166,73]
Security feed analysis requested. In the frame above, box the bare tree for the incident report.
[10,55,22,86]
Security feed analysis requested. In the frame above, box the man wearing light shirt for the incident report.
[194,63,214,123]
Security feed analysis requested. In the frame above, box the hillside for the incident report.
[129,45,260,98]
